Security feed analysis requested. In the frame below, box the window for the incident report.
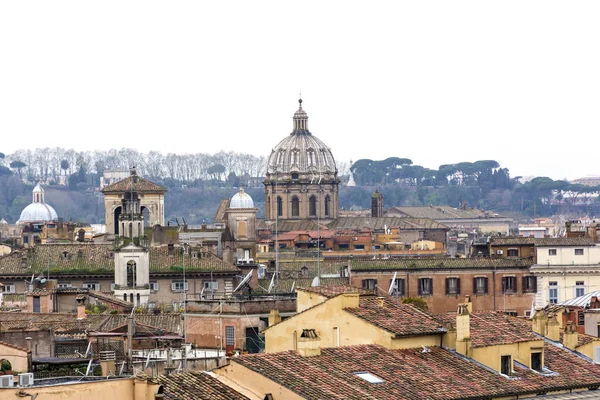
[531,351,542,372]
[474,277,488,295]
[548,249,557,256]
[522,276,537,293]
[57,283,72,289]
[549,281,558,304]
[0,285,16,293]
[501,355,512,375]
[291,172,299,180]
[446,277,461,296]
[353,244,365,250]
[324,196,331,216]
[225,326,235,346]
[595,346,600,363]
[504,311,518,317]
[418,278,433,296]
[171,281,189,292]
[149,282,159,291]
[277,197,283,217]
[82,283,100,290]
[354,372,385,384]
[578,311,585,326]
[389,278,405,297]
[291,197,300,217]
[203,281,218,291]
[576,281,585,298]
[507,249,518,257]
[362,279,377,291]
[502,277,517,294]
[575,248,584,256]
[309,196,317,217]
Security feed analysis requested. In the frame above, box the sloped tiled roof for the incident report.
[344,297,444,338]
[101,176,167,193]
[438,311,538,348]
[350,257,533,271]
[97,313,182,335]
[257,219,326,232]
[0,244,239,276]
[233,344,600,400]
[534,237,596,247]
[297,285,372,298]
[391,206,507,220]
[490,236,537,246]
[0,340,29,353]
[326,217,449,230]
[0,312,108,333]
[254,277,350,294]
[155,371,250,400]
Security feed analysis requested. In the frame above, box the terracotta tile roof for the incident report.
[0,312,108,333]
[265,260,345,277]
[0,244,239,276]
[97,313,182,335]
[101,176,167,193]
[490,236,537,246]
[0,340,29,353]
[344,297,445,338]
[350,257,533,271]
[212,199,230,223]
[257,219,326,232]
[296,285,372,298]
[391,206,507,220]
[233,344,600,400]
[438,311,539,347]
[87,290,132,309]
[534,237,596,247]
[254,277,350,294]
[155,371,250,400]
[326,217,449,230]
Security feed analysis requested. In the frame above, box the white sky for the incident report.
[1,1,599,181]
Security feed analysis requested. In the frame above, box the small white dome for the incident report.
[18,203,58,223]
[17,183,58,224]
[230,188,254,209]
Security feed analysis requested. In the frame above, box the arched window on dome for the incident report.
[277,197,283,217]
[291,150,298,166]
[308,149,315,166]
[309,196,317,217]
[325,196,331,217]
[276,150,285,165]
[291,196,300,217]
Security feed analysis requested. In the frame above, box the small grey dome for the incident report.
[266,99,337,179]
[230,188,254,209]
[17,183,58,224]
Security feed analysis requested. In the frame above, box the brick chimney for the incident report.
[464,295,472,313]
[546,313,560,341]
[376,297,385,307]
[456,303,471,357]
[268,309,281,326]
[297,329,321,357]
[562,321,578,351]
[76,295,86,320]
[591,296,600,309]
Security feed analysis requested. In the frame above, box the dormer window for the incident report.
[354,372,385,384]
[531,351,542,372]
[501,355,512,376]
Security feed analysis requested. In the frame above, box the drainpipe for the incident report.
[492,265,497,311]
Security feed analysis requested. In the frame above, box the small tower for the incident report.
[113,170,150,306]
[371,190,384,218]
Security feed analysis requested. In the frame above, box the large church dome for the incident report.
[17,183,58,224]
[230,188,254,209]
[266,99,337,180]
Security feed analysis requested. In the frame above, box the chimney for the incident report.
[591,296,600,309]
[268,309,281,326]
[297,329,321,357]
[76,296,86,319]
[531,309,548,335]
[456,303,471,357]
[464,295,472,313]
[563,321,579,350]
[376,297,385,307]
[546,313,560,341]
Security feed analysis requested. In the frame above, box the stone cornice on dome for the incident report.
[101,176,167,194]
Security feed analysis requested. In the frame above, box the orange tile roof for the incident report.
[296,285,372,298]
[155,371,250,400]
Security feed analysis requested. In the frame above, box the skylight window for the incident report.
[354,372,385,384]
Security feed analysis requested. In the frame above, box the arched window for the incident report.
[127,260,136,288]
[291,196,300,217]
[309,196,317,217]
[267,197,271,218]
[325,196,331,216]
[277,197,283,217]
[136,293,141,305]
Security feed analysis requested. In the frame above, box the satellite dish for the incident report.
[40,278,47,284]
[311,276,320,287]
[233,270,253,293]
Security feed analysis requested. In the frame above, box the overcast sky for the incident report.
[1,1,599,181]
